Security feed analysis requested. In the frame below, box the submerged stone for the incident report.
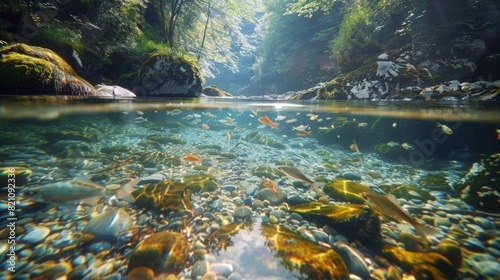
[456,153,500,213]
[145,134,186,144]
[132,180,193,214]
[323,179,373,204]
[252,166,284,179]
[138,151,181,168]
[387,185,436,202]
[380,244,457,280]
[181,173,220,192]
[291,202,381,247]
[127,232,188,276]
[244,131,287,150]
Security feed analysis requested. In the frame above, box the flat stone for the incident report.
[21,226,50,244]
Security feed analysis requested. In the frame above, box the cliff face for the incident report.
[286,0,500,100]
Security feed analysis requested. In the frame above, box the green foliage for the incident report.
[331,0,375,67]
[29,24,84,53]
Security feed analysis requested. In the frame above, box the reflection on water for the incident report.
[0,96,499,279]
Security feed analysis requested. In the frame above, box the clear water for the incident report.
[1,96,500,279]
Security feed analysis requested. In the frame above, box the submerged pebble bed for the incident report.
[0,109,499,280]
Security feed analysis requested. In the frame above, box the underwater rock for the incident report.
[145,134,186,145]
[257,188,286,205]
[83,208,132,242]
[252,166,284,179]
[124,53,202,97]
[387,185,436,202]
[181,173,220,192]
[374,141,413,161]
[261,223,349,279]
[44,140,97,158]
[138,151,181,168]
[456,153,500,213]
[127,232,188,277]
[132,180,193,214]
[380,244,457,280]
[0,44,96,96]
[95,85,136,97]
[43,130,99,143]
[202,85,233,97]
[323,179,373,204]
[244,131,287,150]
[291,202,381,247]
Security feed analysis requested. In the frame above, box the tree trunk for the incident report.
[198,1,211,60]
[167,0,185,48]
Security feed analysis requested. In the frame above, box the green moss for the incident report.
[331,0,376,68]
[0,44,95,95]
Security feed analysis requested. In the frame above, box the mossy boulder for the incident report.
[244,131,287,150]
[132,180,194,214]
[323,179,373,204]
[0,44,96,95]
[456,153,500,213]
[202,85,232,97]
[123,53,202,97]
[127,232,189,277]
[291,202,381,247]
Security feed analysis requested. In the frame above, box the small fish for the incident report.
[121,111,129,115]
[292,125,309,131]
[205,113,217,118]
[258,116,279,129]
[349,143,358,151]
[358,122,368,128]
[227,130,232,146]
[183,155,201,162]
[136,111,144,115]
[166,109,182,116]
[132,116,148,123]
[285,118,298,123]
[200,124,209,130]
[275,115,286,121]
[25,177,137,204]
[306,113,319,121]
[360,192,439,243]
[296,130,312,136]
[401,143,414,150]
[183,115,194,120]
[252,110,259,116]
[259,179,280,196]
[437,123,453,134]
[277,165,324,196]
[392,122,397,128]
[193,114,201,118]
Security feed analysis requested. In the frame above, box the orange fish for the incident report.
[258,116,278,129]
[296,130,312,136]
[259,179,280,196]
[227,130,232,146]
[183,155,201,162]
[200,124,209,130]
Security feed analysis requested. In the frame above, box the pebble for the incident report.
[270,209,286,219]
[21,226,50,244]
[191,260,209,278]
[210,262,233,277]
[233,206,252,220]
[337,172,361,181]
[476,261,500,277]
[251,199,264,209]
[463,238,486,252]
[221,184,237,192]
[246,185,259,196]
